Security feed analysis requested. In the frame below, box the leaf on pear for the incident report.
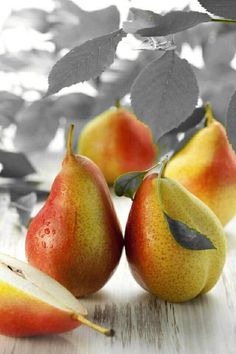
[114,171,147,200]
[46,29,126,96]
[131,50,199,141]
[226,90,236,151]
[164,213,216,250]
[197,0,236,20]
[12,192,37,227]
[123,8,211,36]
[0,151,36,178]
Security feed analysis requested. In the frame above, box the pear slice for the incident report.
[0,253,113,337]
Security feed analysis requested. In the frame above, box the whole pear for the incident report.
[78,105,157,184]
[125,170,226,303]
[165,105,236,225]
[26,125,123,297]
[0,253,113,337]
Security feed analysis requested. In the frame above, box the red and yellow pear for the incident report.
[78,104,157,184]
[125,164,226,302]
[0,253,113,337]
[165,105,236,226]
[26,125,123,297]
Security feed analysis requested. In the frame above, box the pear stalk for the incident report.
[67,124,74,155]
[73,314,114,337]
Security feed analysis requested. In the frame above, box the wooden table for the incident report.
[0,153,236,354]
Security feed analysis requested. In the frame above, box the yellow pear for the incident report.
[165,105,236,225]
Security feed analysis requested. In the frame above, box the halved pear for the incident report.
[0,253,113,337]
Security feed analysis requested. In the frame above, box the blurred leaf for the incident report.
[12,192,37,227]
[92,58,142,116]
[0,92,24,128]
[124,8,211,36]
[197,0,236,20]
[51,4,120,50]
[131,51,199,140]
[203,32,236,68]
[226,90,236,150]
[0,193,10,214]
[46,29,126,96]
[4,8,50,33]
[53,93,95,121]
[0,180,49,201]
[164,213,216,250]
[0,53,26,72]
[15,99,59,152]
[0,50,54,74]
[0,151,35,178]
[114,170,147,200]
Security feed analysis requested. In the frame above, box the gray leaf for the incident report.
[226,90,236,150]
[0,151,36,178]
[46,29,126,96]
[13,192,37,227]
[198,0,236,20]
[131,51,199,140]
[164,213,216,250]
[123,8,211,36]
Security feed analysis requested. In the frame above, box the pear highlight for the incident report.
[0,253,113,337]
[26,124,123,297]
[125,167,226,303]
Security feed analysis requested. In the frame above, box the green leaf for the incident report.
[198,0,236,20]
[114,171,147,200]
[226,90,236,151]
[131,51,199,141]
[123,8,211,36]
[46,29,126,96]
[164,213,216,250]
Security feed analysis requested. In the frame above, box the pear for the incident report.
[0,253,113,337]
[165,105,236,226]
[78,105,157,184]
[26,125,123,297]
[125,168,226,303]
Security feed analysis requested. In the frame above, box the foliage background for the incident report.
[0,0,236,224]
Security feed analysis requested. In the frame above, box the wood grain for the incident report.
[0,187,236,354]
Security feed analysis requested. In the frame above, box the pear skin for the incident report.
[26,125,123,297]
[78,107,157,184]
[165,107,236,225]
[125,173,226,303]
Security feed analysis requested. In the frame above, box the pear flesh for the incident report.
[0,253,113,337]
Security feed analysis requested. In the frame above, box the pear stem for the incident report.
[67,124,74,155]
[73,313,115,337]
[115,99,121,109]
[205,103,214,126]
